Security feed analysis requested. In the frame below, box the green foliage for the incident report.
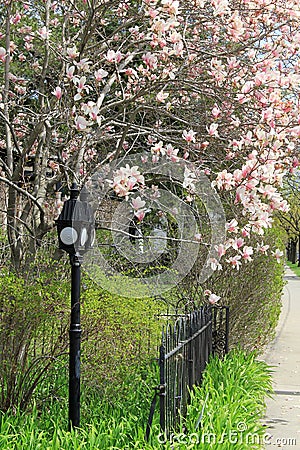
[276,175,300,239]
[0,265,70,412]
[0,252,164,411]
[203,227,285,352]
[286,261,300,277]
[80,277,163,396]
[181,349,273,449]
[0,350,273,449]
[0,362,160,450]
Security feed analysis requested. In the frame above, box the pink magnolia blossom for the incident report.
[228,11,245,41]
[241,246,253,262]
[212,104,221,118]
[208,293,221,304]
[151,141,165,156]
[156,90,169,102]
[211,0,230,16]
[241,228,250,238]
[0,47,6,62]
[25,42,33,51]
[12,13,22,25]
[66,66,75,80]
[94,68,109,81]
[272,249,283,263]
[142,52,158,69]
[226,219,238,233]
[75,116,90,131]
[169,31,182,44]
[215,244,226,257]
[52,86,62,100]
[81,102,101,123]
[183,167,197,191]
[182,129,196,143]
[207,257,222,271]
[241,80,254,94]
[112,165,145,198]
[207,123,219,137]
[67,46,79,59]
[214,169,234,190]
[161,0,180,15]
[73,76,91,100]
[134,209,146,222]
[232,238,244,250]
[257,243,269,254]
[131,196,146,210]
[37,27,50,40]
[74,58,91,72]
[106,50,123,63]
[226,255,242,270]
[173,41,184,56]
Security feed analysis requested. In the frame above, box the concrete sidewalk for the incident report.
[262,266,300,448]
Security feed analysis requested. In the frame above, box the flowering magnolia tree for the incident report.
[1,0,299,293]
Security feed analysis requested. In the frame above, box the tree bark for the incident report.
[291,239,297,264]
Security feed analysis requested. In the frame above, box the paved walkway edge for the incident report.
[261,266,300,449]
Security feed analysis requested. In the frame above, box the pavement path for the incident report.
[262,266,300,448]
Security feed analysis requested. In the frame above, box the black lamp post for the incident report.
[56,182,95,430]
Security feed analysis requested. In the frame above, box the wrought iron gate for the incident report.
[146,305,229,440]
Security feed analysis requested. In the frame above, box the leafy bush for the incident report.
[0,266,70,412]
[0,253,164,412]
[80,277,163,397]
[203,227,285,351]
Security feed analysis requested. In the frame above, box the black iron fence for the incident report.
[146,305,229,440]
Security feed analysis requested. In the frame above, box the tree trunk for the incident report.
[291,239,297,264]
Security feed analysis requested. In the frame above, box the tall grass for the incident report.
[0,360,161,450]
[0,351,272,449]
[183,349,273,449]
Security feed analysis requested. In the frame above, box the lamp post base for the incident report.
[69,253,82,430]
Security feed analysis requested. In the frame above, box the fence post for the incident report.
[225,306,230,354]
[159,339,166,436]
[187,312,193,391]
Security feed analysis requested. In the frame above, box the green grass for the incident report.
[286,260,300,277]
[0,362,161,450]
[0,350,273,449]
[182,349,273,449]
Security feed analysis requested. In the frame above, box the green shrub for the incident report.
[0,266,70,412]
[80,277,163,397]
[0,256,164,412]
[203,227,285,352]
